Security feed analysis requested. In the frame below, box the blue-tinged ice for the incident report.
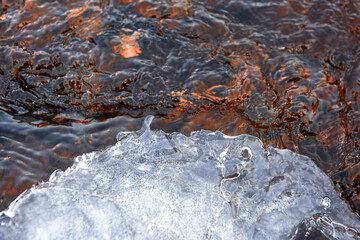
[0,116,359,239]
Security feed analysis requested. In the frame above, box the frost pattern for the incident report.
[0,116,359,239]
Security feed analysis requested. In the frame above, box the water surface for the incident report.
[0,0,359,218]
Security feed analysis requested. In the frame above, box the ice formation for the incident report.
[0,116,359,239]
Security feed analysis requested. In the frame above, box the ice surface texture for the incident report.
[0,116,359,240]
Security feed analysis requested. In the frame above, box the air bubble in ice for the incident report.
[322,197,331,209]
[240,146,252,160]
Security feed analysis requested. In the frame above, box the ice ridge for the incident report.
[0,116,359,239]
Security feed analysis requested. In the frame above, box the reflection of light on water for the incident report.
[114,32,142,58]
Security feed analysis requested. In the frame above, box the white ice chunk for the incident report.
[0,116,359,239]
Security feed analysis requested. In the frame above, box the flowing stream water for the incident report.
[0,0,359,238]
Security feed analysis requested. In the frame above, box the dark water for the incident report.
[0,0,359,221]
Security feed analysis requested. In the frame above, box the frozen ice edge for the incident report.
[0,116,359,240]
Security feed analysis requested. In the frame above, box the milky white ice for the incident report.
[0,116,359,239]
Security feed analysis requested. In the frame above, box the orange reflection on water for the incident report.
[114,32,142,58]
[67,5,88,18]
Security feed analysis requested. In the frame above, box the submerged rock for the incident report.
[0,116,359,239]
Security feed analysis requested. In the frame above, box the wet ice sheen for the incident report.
[0,116,359,239]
